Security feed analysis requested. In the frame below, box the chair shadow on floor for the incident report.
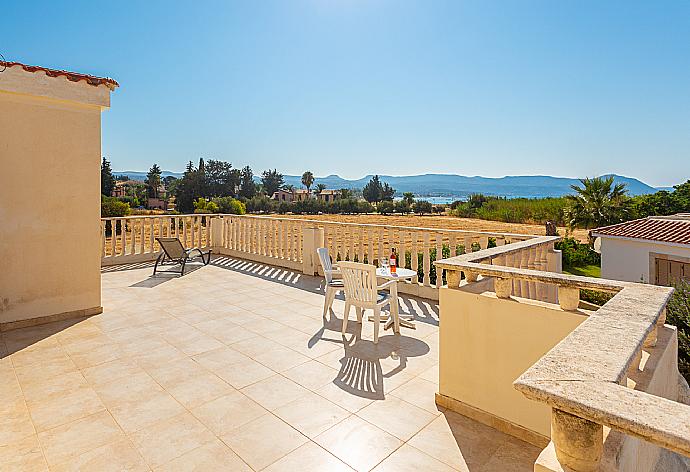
[311,310,430,400]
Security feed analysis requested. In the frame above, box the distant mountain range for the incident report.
[114,171,661,199]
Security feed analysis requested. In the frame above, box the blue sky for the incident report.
[4,1,689,186]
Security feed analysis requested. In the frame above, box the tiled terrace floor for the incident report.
[1,257,539,471]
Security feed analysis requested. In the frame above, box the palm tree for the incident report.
[565,176,629,230]
[301,171,314,192]
[314,183,327,194]
[402,192,415,205]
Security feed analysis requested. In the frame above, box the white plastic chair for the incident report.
[317,247,343,317]
[339,261,400,343]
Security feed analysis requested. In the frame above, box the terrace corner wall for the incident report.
[437,278,586,442]
[0,67,113,329]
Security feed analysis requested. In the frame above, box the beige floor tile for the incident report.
[166,332,225,357]
[253,344,311,372]
[27,385,105,432]
[65,341,123,370]
[0,434,48,472]
[274,392,350,438]
[407,413,493,470]
[130,412,215,469]
[93,371,164,406]
[14,356,78,385]
[241,374,310,410]
[220,413,308,471]
[192,346,250,371]
[389,376,441,414]
[163,371,234,409]
[315,415,402,472]
[81,358,146,388]
[372,443,456,472]
[315,381,375,413]
[11,344,70,369]
[477,439,540,472]
[20,370,88,402]
[130,344,187,370]
[357,396,436,441]
[191,390,267,436]
[283,359,339,391]
[154,440,251,471]
[50,438,148,472]
[212,358,275,389]
[37,411,124,467]
[263,442,352,472]
[229,335,283,358]
[108,390,186,433]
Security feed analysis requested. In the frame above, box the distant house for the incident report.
[316,189,341,203]
[111,180,143,198]
[293,189,311,202]
[591,214,690,285]
[147,197,168,211]
[272,189,294,202]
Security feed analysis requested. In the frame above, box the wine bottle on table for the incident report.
[390,248,397,274]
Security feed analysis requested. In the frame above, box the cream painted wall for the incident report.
[599,237,690,284]
[0,69,111,325]
[439,280,586,437]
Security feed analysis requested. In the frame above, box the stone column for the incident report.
[551,409,603,472]
[302,226,324,275]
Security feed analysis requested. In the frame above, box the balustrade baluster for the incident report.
[297,222,303,262]
[463,236,472,254]
[120,219,126,256]
[423,232,431,286]
[358,228,364,263]
[378,228,384,266]
[436,233,444,287]
[411,231,419,283]
[139,219,145,254]
[129,219,136,255]
[449,234,457,257]
[109,219,116,257]
[367,228,374,266]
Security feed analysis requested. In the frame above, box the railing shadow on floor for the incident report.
[210,255,440,323]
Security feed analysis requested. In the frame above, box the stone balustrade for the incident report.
[100,215,213,265]
[434,237,690,471]
[101,214,536,300]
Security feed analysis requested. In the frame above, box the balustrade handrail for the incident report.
[434,235,690,458]
[99,213,536,240]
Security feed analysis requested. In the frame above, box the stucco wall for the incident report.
[0,72,109,326]
[438,280,586,437]
[600,237,690,284]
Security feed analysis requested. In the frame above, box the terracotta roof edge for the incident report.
[1,61,119,90]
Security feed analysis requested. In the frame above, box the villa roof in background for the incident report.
[591,214,690,245]
[0,60,119,90]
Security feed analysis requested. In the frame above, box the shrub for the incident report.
[378,201,394,215]
[212,197,246,214]
[101,196,131,218]
[414,200,433,215]
[668,280,690,382]
[245,196,276,213]
[394,200,411,214]
[292,198,326,214]
[556,237,600,268]
[277,201,291,214]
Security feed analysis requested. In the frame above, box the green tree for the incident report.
[565,176,630,229]
[314,183,327,194]
[394,200,411,214]
[239,166,256,199]
[402,192,415,206]
[145,164,162,199]
[206,160,240,197]
[414,200,433,215]
[173,161,199,213]
[363,175,383,203]
[301,171,315,192]
[381,182,395,201]
[340,188,354,199]
[101,157,116,197]
[261,169,284,196]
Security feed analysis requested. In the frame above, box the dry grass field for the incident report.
[281,213,589,242]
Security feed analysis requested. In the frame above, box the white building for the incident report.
[591,214,690,285]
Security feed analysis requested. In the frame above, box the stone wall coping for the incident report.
[435,234,690,458]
